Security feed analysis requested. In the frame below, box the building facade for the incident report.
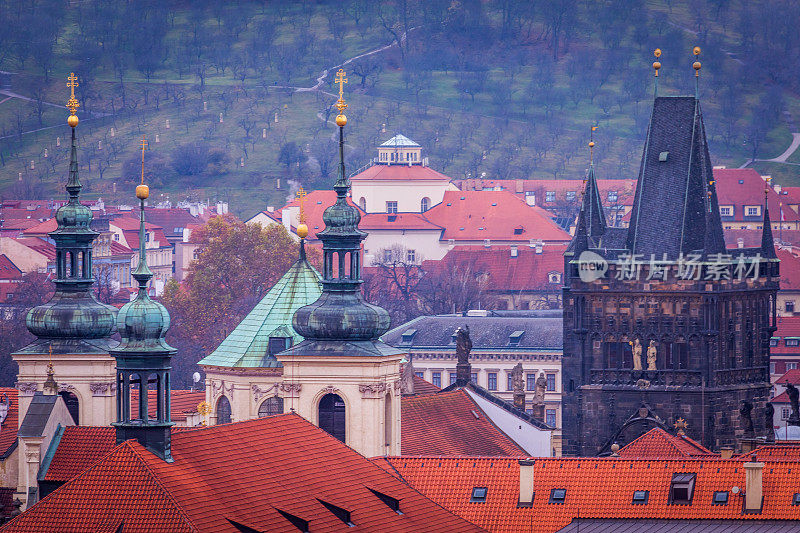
[562,95,778,456]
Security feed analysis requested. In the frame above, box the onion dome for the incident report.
[21,83,117,354]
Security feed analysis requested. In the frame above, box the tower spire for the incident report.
[761,178,777,259]
[296,186,309,260]
[110,141,176,462]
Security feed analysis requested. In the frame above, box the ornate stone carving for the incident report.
[211,380,234,398]
[635,379,651,389]
[359,382,387,398]
[17,382,38,396]
[58,383,75,393]
[90,382,116,396]
[279,382,302,395]
[320,385,340,395]
[252,383,278,402]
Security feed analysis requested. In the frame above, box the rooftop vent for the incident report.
[368,488,402,514]
[317,499,354,527]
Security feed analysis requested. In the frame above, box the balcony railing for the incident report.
[715,366,769,386]
[590,368,703,387]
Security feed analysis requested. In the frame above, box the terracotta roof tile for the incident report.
[775,369,800,385]
[0,388,18,458]
[401,389,525,456]
[17,415,483,532]
[379,455,800,533]
[409,375,440,395]
[618,428,713,459]
[0,256,22,280]
[352,164,452,182]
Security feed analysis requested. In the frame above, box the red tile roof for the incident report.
[715,168,800,222]
[777,248,800,290]
[265,190,360,240]
[377,455,800,533]
[0,388,18,458]
[618,428,713,459]
[110,217,169,249]
[352,164,453,182]
[775,369,800,385]
[455,178,638,206]
[109,241,134,256]
[14,415,482,532]
[739,443,800,461]
[41,426,116,482]
[129,390,204,421]
[422,245,567,292]
[401,389,525,456]
[361,212,443,231]
[0,255,22,280]
[424,191,570,243]
[20,218,56,236]
[773,317,800,355]
[410,375,440,396]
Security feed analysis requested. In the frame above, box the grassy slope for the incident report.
[1,2,798,218]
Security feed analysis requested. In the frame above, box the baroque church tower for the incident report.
[14,75,118,426]
[561,51,778,455]
[277,70,404,458]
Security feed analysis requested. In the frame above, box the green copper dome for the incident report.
[21,126,117,354]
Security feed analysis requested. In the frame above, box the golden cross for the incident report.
[296,187,308,223]
[334,69,348,112]
[66,72,80,116]
[140,136,148,185]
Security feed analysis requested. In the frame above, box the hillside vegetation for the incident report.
[1,0,799,218]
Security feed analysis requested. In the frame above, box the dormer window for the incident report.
[400,329,417,346]
[669,473,696,505]
[719,205,733,217]
[508,331,525,347]
[745,206,761,217]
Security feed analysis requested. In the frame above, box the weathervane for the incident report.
[296,186,308,224]
[589,125,598,166]
[66,73,80,127]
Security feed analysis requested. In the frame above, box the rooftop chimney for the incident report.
[518,460,534,507]
[719,446,734,460]
[743,454,763,513]
[510,245,518,258]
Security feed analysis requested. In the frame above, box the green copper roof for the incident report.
[199,256,321,368]
[380,134,419,147]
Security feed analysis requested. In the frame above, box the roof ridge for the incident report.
[123,440,199,532]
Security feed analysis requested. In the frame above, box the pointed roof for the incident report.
[580,165,607,238]
[761,195,778,259]
[380,134,419,147]
[198,258,321,368]
[617,427,713,459]
[626,96,725,258]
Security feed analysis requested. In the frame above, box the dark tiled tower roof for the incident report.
[626,96,725,258]
[761,197,777,259]
[567,164,606,255]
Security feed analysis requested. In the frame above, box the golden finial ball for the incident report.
[693,46,701,56]
[653,61,661,71]
[693,61,702,71]
[67,115,79,128]
[297,223,309,239]
[335,114,347,127]
[136,184,150,199]
[589,141,595,148]
[654,48,662,58]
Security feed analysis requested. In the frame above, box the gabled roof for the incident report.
[380,134,420,147]
[198,256,322,368]
[110,217,169,249]
[410,375,440,395]
[714,169,800,222]
[0,255,22,280]
[12,415,482,532]
[424,191,570,242]
[11,237,56,260]
[378,455,800,533]
[775,369,800,385]
[351,164,452,182]
[617,428,713,459]
[401,389,526,457]
[737,442,800,461]
[20,218,57,236]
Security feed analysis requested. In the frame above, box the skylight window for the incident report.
[632,490,649,504]
[471,487,488,503]
[669,473,696,505]
[713,491,729,505]
[659,151,669,162]
[549,488,566,504]
[793,493,800,506]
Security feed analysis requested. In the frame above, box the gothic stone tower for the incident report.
[277,70,404,458]
[14,78,118,426]
[561,95,778,456]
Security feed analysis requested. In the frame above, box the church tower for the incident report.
[110,143,176,462]
[14,74,118,426]
[561,50,778,455]
[277,70,404,457]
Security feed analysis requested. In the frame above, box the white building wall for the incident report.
[351,180,455,214]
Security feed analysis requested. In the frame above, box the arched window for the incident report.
[318,393,346,443]
[60,391,79,425]
[420,197,430,212]
[359,197,366,211]
[216,396,232,424]
[258,396,284,417]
